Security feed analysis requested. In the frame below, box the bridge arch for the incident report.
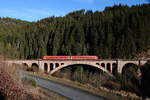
[31,63,39,72]
[50,63,112,76]
[56,63,59,68]
[101,63,105,68]
[122,63,138,75]
[121,63,139,81]
[121,63,140,91]
[22,63,29,71]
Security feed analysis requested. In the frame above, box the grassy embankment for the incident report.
[0,59,67,100]
[25,70,144,100]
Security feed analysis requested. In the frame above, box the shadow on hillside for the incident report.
[141,60,150,98]
[0,94,5,100]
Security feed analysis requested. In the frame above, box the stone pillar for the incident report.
[53,63,56,69]
[47,63,50,73]
[39,61,44,72]
[104,63,107,72]
[28,63,32,68]
[117,60,124,74]
[110,64,113,73]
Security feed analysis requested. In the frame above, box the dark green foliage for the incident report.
[0,17,30,58]
[0,4,150,59]
[119,64,141,94]
[141,60,150,97]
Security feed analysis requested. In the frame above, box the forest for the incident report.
[0,4,150,59]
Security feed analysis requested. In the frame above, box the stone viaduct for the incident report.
[2,59,149,75]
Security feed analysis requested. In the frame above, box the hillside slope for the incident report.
[0,18,30,58]
[0,4,150,59]
[134,50,150,59]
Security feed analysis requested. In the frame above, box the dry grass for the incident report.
[0,60,67,100]
[0,63,26,100]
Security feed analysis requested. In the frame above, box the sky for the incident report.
[0,0,149,21]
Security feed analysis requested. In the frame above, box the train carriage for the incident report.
[42,56,98,60]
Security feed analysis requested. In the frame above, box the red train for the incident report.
[42,56,98,60]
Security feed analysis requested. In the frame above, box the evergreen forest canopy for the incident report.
[0,4,150,59]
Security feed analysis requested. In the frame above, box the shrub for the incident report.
[22,77,37,87]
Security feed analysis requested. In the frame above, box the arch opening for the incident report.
[44,63,48,73]
[53,64,104,77]
[101,63,105,68]
[122,63,138,76]
[56,63,59,68]
[112,63,118,75]
[50,63,54,70]
[140,60,150,97]
[106,63,111,72]
[51,63,112,76]
[51,64,112,88]
[22,63,29,71]
[121,63,140,93]
[31,63,39,72]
